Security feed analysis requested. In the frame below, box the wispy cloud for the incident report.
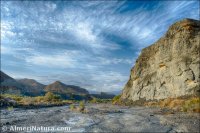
[1,21,16,39]
[98,57,133,65]
[26,53,76,69]
[1,0,199,92]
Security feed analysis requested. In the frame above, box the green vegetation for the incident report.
[44,92,61,102]
[20,97,36,105]
[79,101,85,111]
[90,97,112,104]
[112,95,122,104]
[69,101,87,113]
[90,97,97,103]
[0,93,74,107]
[126,80,133,88]
[1,94,23,103]
[89,98,111,103]
[19,92,62,105]
[181,97,200,113]
[7,106,14,111]
[70,104,75,110]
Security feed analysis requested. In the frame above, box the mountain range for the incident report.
[0,71,88,98]
[0,71,115,99]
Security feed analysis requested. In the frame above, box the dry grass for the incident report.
[182,97,200,113]
[144,101,157,106]
[168,99,185,109]
[145,96,200,113]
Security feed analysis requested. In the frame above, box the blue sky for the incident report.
[1,0,199,92]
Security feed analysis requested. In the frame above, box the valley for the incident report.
[1,4,200,132]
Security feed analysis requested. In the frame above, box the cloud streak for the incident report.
[1,0,199,92]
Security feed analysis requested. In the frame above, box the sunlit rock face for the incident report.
[121,19,200,101]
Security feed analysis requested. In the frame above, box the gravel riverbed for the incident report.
[1,104,199,132]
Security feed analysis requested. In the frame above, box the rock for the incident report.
[1,104,199,132]
[0,97,17,107]
[121,19,200,102]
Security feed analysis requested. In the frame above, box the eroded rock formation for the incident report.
[121,19,200,101]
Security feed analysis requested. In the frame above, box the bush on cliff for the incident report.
[112,95,122,104]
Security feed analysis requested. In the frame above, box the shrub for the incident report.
[44,92,61,102]
[90,98,97,103]
[181,97,200,112]
[126,80,133,88]
[112,95,121,104]
[79,101,85,112]
[90,97,112,104]
[69,101,86,113]
[7,106,14,111]
[20,97,35,105]
[145,96,200,113]
[35,96,44,103]
[1,94,23,103]
[44,92,55,102]
[70,104,75,110]
[1,93,78,107]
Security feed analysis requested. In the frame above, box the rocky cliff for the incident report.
[121,19,200,102]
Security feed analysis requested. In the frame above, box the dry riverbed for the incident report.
[1,104,199,132]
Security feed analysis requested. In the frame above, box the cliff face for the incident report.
[121,19,200,102]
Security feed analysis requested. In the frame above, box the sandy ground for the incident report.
[1,104,199,132]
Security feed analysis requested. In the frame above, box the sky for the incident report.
[1,0,199,93]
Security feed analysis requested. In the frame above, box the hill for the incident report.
[44,81,90,100]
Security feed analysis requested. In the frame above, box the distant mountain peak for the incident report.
[1,71,89,99]
[45,81,89,95]
[0,71,14,82]
[1,72,45,96]
[54,81,63,84]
